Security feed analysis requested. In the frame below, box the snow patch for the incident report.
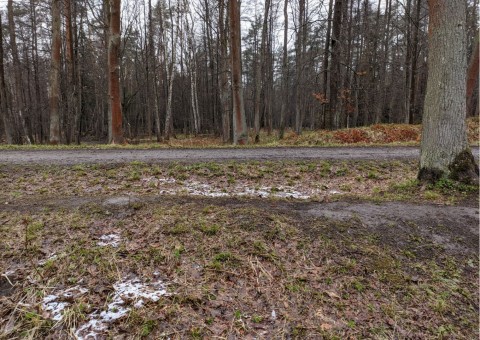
[97,234,121,247]
[160,181,315,199]
[41,286,88,321]
[75,276,170,340]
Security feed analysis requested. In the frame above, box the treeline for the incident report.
[0,0,478,144]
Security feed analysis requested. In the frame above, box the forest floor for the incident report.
[0,157,478,339]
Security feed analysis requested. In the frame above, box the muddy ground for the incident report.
[0,158,478,339]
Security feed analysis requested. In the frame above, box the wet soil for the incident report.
[2,194,478,259]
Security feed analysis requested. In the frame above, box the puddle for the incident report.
[75,276,170,339]
[97,234,121,247]
[41,286,88,321]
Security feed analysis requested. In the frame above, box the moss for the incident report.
[419,149,479,185]
[418,167,444,184]
[448,149,479,184]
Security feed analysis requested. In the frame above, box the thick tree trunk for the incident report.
[419,0,478,184]
[49,0,61,145]
[229,0,248,145]
[108,0,124,144]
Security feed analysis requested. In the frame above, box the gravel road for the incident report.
[0,146,478,165]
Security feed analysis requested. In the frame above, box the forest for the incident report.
[0,0,478,145]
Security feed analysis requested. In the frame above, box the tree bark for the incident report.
[0,14,12,144]
[108,0,124,144]
[279,0,289,139]
[253,0,270,143]
[329,0,343,130]
[229,0,248,145]
[49,0,61,144]
[419,0,478,184]
[8,0,31,144]
[294,0,306,135]
[219,0,231,143]
[466,32,479,117]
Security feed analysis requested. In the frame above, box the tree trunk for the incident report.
[229,0,248,145]
[0,14,12,144]
[164,0,178,141]
[279,0,289,139]
[329,0,343,130]
[8,0,31,144]
[219,0,231,143]
[49,0,61,144]
[466,32,479,117]
[321,0,334,129]
[294,0,306,135]
[419,0,478,184]
[408,0,421,124]
[253,0,270,143]
[108,0,124,144]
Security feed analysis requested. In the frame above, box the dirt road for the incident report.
[1,146,478,165]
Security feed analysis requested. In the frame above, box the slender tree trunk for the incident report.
[108,0,124,144]
[404,0,412,123]
[65,0,78,144]
[49,0,61,144]
[8,0,30,144]
[0,14,12,144]
[219,0,231,143]
[466,32,479,117]
[294,0,306,135]
[419,0,478,184]
[229,0,248,145]
[408,0,421,124]
[253,0,270,143]
[322,0,334,129]
[279,0,289,139]
[164,0,178,140]
[376,0,392,124]
[329,0,343,130]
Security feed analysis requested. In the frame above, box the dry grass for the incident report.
[1,198,478,339]
[0,160,476,206]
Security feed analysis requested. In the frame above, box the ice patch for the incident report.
[97,234,121,247]
[41,286,88,321]
[75,276,170,340]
